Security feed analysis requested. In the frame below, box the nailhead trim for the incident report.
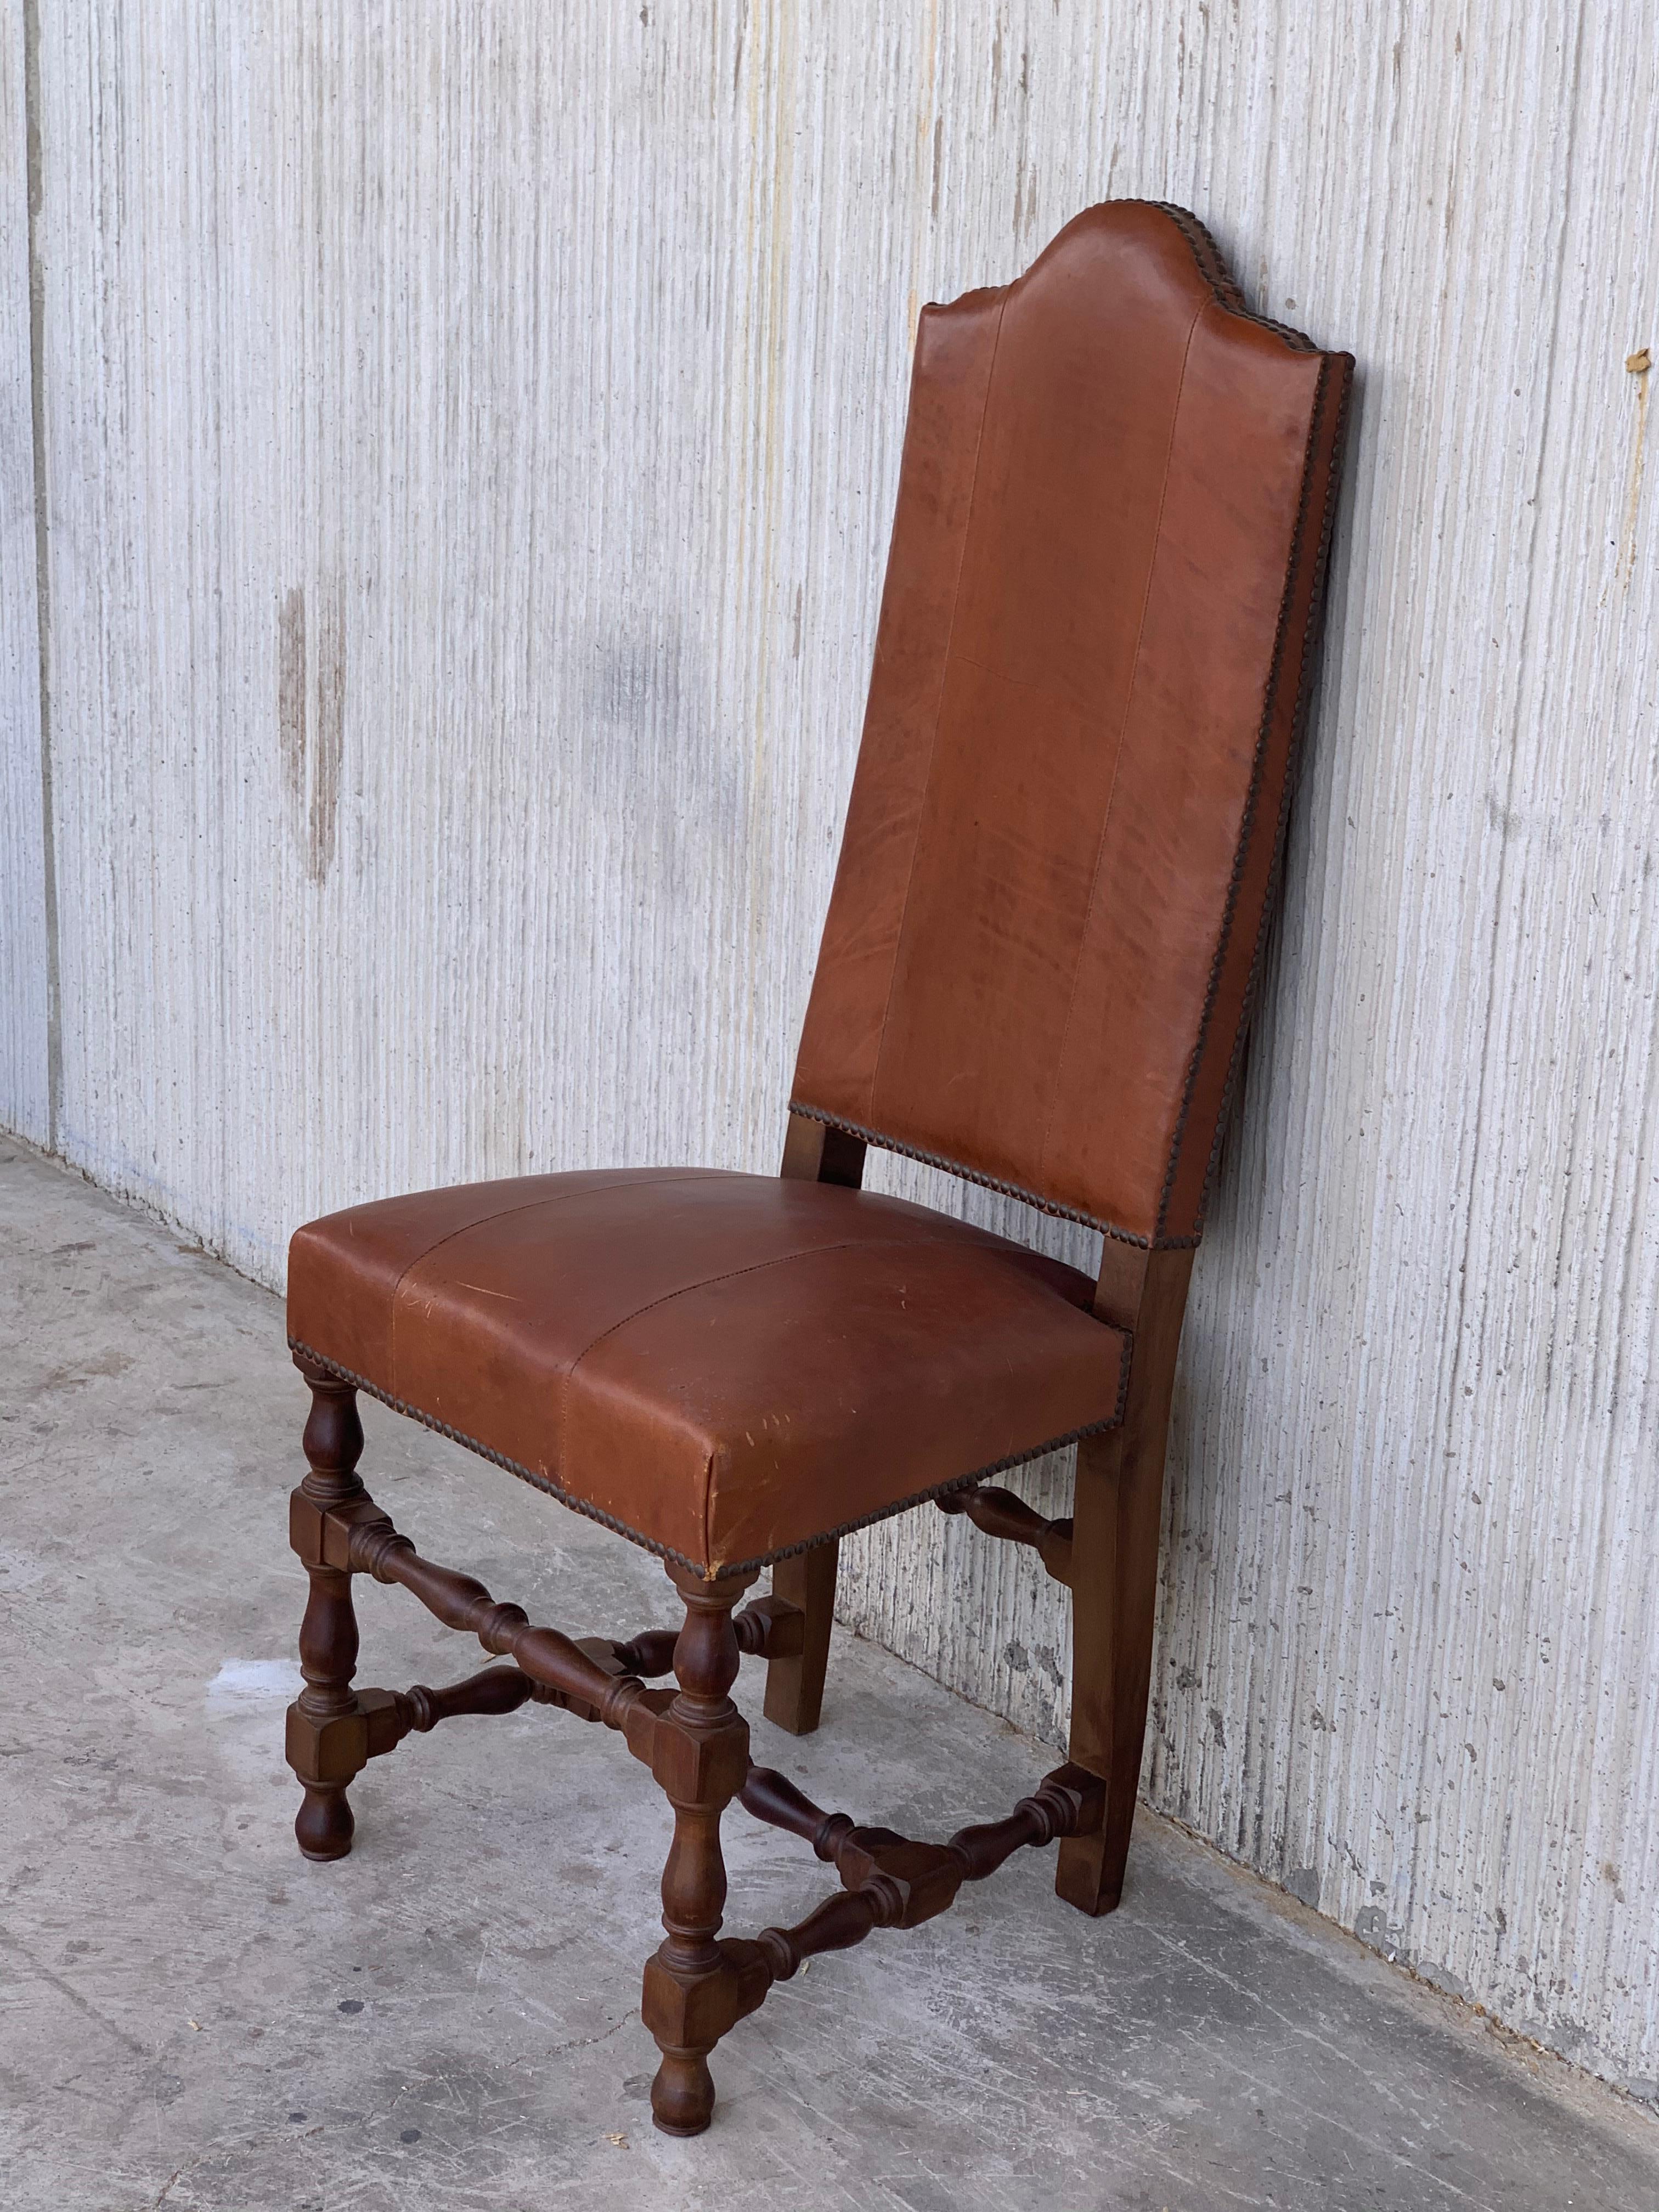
[286,1335,1131,1582]
[792,204,1331,1257]
[783,1103,1199,1251]
[1155,348,1337,1243]
[1147,201,1322,354]
[1127,204,1331,1234]
[1195,358,1353,1235]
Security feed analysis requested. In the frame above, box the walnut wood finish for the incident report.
[762,1542,838,1734]
[770,1075,1190,1911]
[765,1121,1189,1912]
[340,1665,542,1769]
[931,1245,1199,1920]
[281,1372,1120,2132]
[347,1519,654,1729]
[936,1483,1075,1585]
[286,1359,371,1860]
[615,1596,804,1682]
[1056,1243,1195,1915]
[778,1111,867,1190]
[641,1564,760,2135]
[287,1504,806,1781]
[744,1762,1104,1980]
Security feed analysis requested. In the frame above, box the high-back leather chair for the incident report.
[283,201,1352,2136]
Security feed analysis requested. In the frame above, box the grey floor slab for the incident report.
[2,1136,1656,2212]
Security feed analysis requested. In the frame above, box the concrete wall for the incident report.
[0,0,48,1146]
[3,2,1656,2098]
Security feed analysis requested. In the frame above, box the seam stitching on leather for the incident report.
[1034,297,1205,1197]
[563,1234,941,1386]
[286,1336,1129,1580]
[865,285,1010,1128]
[1195,357,1351,1234]
[946,649,1070,698]
[792,202,1327,1254]
[1153,355,1331,1244]
[379,1171,714,1402]
[785,1101,1203,1249]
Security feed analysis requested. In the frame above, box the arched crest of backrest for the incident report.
[791,201,1351,1249]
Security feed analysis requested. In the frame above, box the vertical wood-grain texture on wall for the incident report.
[5,2,1657,2097]
[1,0,48,1144]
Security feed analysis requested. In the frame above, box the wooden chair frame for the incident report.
[285,1114,1187,2134]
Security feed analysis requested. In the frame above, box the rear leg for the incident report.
[763,1539,838,1736]
[1056,1249,1192,1914]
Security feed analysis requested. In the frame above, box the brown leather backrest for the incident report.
[791,201,1352,1250]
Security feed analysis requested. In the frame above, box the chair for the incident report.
[282,200,1352,2135]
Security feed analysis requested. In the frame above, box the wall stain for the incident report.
[278,586,306,819]
[313,583,346,885]
[1621,346,1650,588]
[731,0,748,95]
[278,580,346,886]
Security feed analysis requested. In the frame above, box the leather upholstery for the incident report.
[791,202,1352,1248]
[286,202,1350,1575]
[288,1170,1127,1576]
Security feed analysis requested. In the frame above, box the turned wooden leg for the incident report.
[762,1539,837,1735]
[1057,1248,1193,1916]
[285,1358,371,1863]
[642,1563,760,2136]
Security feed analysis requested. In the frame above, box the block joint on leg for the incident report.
[285,1358,379,1861]
[642,1564,761,2136]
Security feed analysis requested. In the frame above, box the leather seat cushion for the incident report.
[286,1168,1128,1577]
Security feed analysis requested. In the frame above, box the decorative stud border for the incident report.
[286,1333,1133,1584]
[791,202,1347,1256]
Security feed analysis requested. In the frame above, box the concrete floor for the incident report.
[3,1139,1657,2212]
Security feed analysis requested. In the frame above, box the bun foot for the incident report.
[295,1784,354,1862]
[650,2049,716,2135]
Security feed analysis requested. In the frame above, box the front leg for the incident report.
[285,1358,377,1861]
[642,1561,761,2135]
